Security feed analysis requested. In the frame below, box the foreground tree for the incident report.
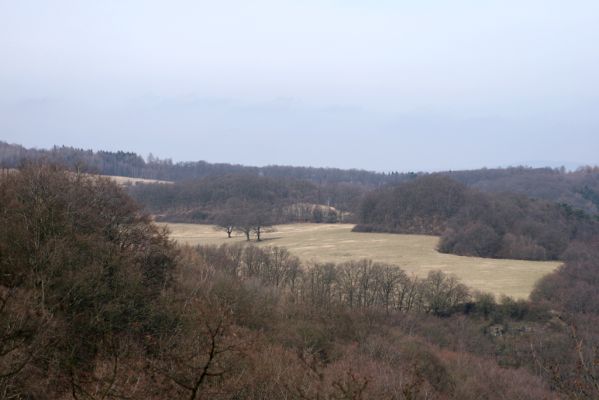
[0,163,178,398]
[151,294,249,400]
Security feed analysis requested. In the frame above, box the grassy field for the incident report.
[160,222,561,299]
[102,175,173,185]
[4,170,174,186]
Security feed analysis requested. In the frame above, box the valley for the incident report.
[162,222,561,299]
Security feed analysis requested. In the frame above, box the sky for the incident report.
[1,0,598,172]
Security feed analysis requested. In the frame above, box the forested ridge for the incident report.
[355,175,599,261]
[128,174,359,226]
[2,163,599,399]
[446,167,599,215]
[3,141,599,215]
[0,141,408,186]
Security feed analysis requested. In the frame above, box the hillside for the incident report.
[3,141,599,215]
[2,163,599,399]
[354,175,599,261]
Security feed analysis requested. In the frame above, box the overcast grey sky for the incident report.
[1,0,598,171]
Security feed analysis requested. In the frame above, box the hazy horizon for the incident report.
[2,1,598,171]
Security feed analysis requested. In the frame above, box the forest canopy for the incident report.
[354,175,599,261]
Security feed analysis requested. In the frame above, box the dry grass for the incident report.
[5,169,173,186]
[160,222,561,299]
[100,175,173,185]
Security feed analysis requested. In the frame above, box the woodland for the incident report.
[1,144,598,399]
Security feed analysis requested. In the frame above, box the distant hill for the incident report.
[444,167,599,214]
[0,141,409,186]
[2,141,599,215]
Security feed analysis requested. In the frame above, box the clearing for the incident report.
[102,175,173,185]
[160,222,561,299]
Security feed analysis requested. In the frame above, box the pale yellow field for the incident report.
[4,170,173,185]
[102,175,173,185]
[160,223,561,300]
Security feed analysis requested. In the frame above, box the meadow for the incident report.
[160,222,561,299]
[103,174,173,185]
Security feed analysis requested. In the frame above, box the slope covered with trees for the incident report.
[128,173,359,226]
[446,166,599,215]
[1,163,599,399]
[3,141,599,217]
[355,175,599,261]
[0,141,408,186]
[0,164,178,397]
